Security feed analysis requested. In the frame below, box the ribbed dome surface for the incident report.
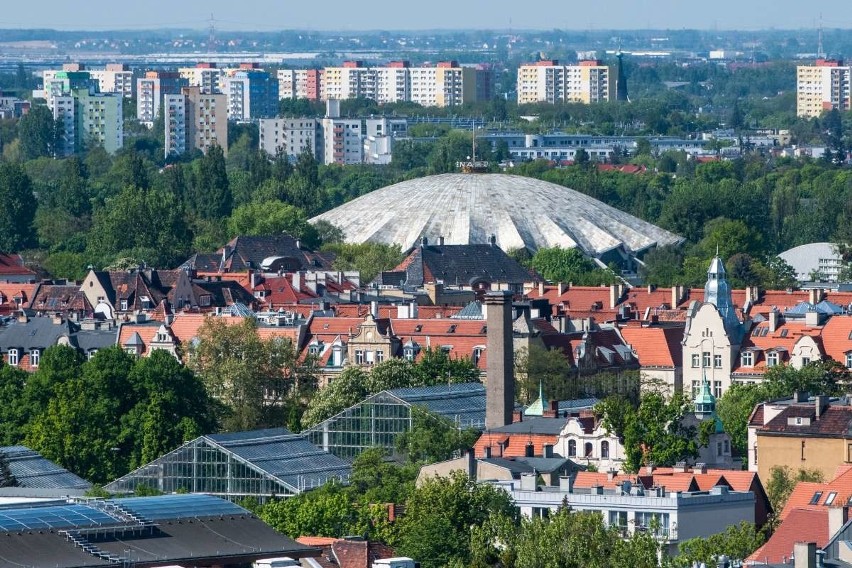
[311,173,682,256]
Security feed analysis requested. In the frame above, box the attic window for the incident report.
[825,492,837,506]
[414,325,422,332]
[780,329,788,338]
[480,326,487,334]
[760,327,769,337]
[447,324,457,333]
[809,491,823,505]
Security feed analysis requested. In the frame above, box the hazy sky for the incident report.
[2,0,852,31]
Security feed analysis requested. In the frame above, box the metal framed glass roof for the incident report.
[0,504,116,532]
[0,446,91,490]
[119,494,247,521]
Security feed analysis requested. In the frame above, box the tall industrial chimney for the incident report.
[485,290,514,430]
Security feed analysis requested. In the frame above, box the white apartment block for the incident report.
[178,65,225,94]
[517,60,613,105]
[796,59,852,118]
[137,72,188,128]
[52,95,76,158]
[282,61,487,107]
[258,118,322,159]
[164,94,188,157]
[322,117,362,165]
[88,64,135,98]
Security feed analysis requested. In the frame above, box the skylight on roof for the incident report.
[809,491,823,505]
[780,329,788,338]
[825,492,837,506]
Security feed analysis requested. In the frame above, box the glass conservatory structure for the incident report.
[303,382,486,460]
[105,428,350,500]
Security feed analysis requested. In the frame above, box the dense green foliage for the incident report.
[675,522,766,567]
[0,346,214,484]
[528,247,617,286]
[188,317,318,432]
[596,392,700,473]
[765,465,824,517]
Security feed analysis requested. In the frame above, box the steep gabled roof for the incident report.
[747,508,829,564]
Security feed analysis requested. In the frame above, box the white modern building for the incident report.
[137,71,188,128]
[779,243,844,283]
[494,477,754,556]
[258,118,322,159]
[179,64,226,94]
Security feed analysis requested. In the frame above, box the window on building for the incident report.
[88,350,98,360]
[584,442,593,458]
[714,381,722,398]
[355,350,365,365]
[801,357,811,366]
[714,354,722,368]
[825,492,837,506]
[802,440,806,461]
[403,347,415,362]
[473,347,484,366]
[723,440,729,454]
[120,299,128,311]
[568,440,576,457]
[691,354,700,368]
[635,512,670,536]
[846,352,852,369]
[308,344,321,355]
[766,352,779,367]
[601,441,610,458]
[702,352,711,368]
[376,350,384,363]
[741,351,754,367]
[31,349,40,367]
[365,350,375,365]
[7,349,18,366]
[717,442,723,457]
[753,444,758,465]
[809,491,823,505]
[608,510,627,530]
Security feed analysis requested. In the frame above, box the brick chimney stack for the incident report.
[485,290,515,430]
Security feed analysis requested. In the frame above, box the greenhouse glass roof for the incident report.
[0,446,91,490]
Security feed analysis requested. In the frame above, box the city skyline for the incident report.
[2,0,852,32]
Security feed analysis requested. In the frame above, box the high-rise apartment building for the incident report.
[321,99,362,165]
[52,95,76,158]
[258,118,322,159]
[164,87,228,158]
[137,71,188,128]
[796,59,852,118]
[281,61,489,107]
[277,69,323,100]
[517,60,614,104]
[223,68,279,121]
[88,64,135,98]
[71,88,124,154]
[178,63,225,94]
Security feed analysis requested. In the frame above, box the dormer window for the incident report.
[199,295,212,307]
[766,352,779,367]
[741,351,754,367]
[308,343,322,355]
[140,296,152,310]
[31,349,40,367]
[120,299,128,311]
[7,349,18,366]
[846,352,852,369]
[155,332,169,343]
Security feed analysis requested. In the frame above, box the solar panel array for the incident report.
[0,504,116,532]
[118,494,248,520]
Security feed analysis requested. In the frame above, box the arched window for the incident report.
[601,441,610,459]
[568,440,576,457]
[584,442,593,458]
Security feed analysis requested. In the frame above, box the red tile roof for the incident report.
[747,509,829,564]
[474,432,558,458]
[619,325,684,368]
[779,466,852,521]
[0,282,38,314]
[0,254,36,277]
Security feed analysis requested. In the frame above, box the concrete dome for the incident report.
[311,173,682,257]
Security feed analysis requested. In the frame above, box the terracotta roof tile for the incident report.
[747,509,829,564]
[779,467,852,521]
[474,432,557,458]
[620,325,684,368]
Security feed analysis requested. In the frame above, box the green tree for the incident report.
[189,317,317,432]
[188,145,232,220]
[322,242,404,283]
[529,247,616,286]
[716,383,769,457]
[0,163,35,251]
[227,200,319,247]
[676,521,765,567]
[301,366,370,428]
[413,347,481,386]
[597,392,699,473]
[17,105,57,159]
[514,344,572,404]
[639,245,685,287]
[395,407,480,464]
[395,470,516,568]
[87,185,191,268]
[0,363,28,445]
[260,482,361,538]
[765,465,824,515]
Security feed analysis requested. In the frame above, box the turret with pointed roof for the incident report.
[524,381,548,417]
[703,254,744,343]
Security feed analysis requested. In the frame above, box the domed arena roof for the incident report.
[311,173,682,258]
